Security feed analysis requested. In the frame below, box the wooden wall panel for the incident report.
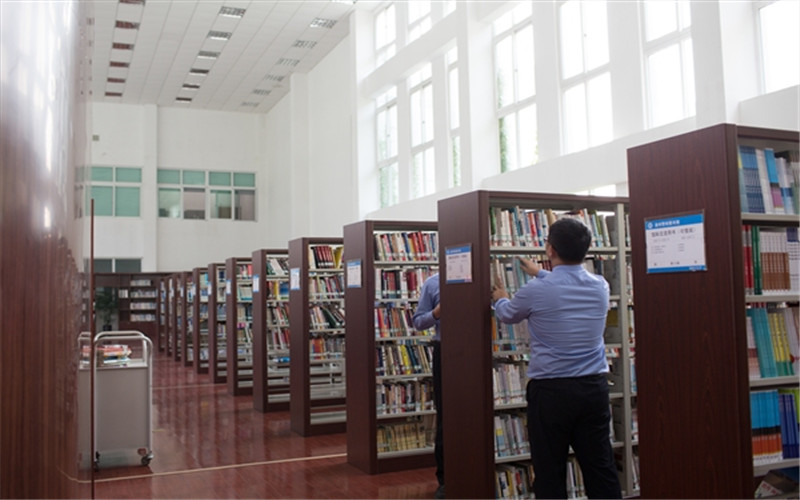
[0,1,92,497]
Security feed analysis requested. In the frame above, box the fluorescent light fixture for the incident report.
[115,20,140,29]
[219,6,246,18]
[278,58,300,67]
[310,17,336,28]
[176,97,192,103]
[189,68,209,75]
[107,77,126,83]
[182,83,201,90]
[112,42,134,50]
[264,74,284,82]
[241,102,259,107]
[207,31,232,41]
[293,40,317,49]
[198,51,220,59]
[252,89,271,96]
[109,61,130,68]
[105,92,123,97]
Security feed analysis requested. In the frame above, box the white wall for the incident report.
[91,103,269,272]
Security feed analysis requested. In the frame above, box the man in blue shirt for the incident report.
[491,218,621,499]
[412,273,444,499]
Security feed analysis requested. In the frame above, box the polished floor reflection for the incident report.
[94,353,437,499]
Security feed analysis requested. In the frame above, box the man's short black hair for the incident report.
[547,217,592,264]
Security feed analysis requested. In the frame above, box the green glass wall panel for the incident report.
[209,171,231,186]
[115,167,142,183]
[91,186,113,216]
[233,172,255,187]
[182,170,205,185]
[115,186,140,217]
[91,166,114,182]
[157,169,181,184]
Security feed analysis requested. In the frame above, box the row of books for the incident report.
[494,412,530,458]
[268,327,290,350]
[751,388,800,465]
[235,263,253,279]
[376,379,435,414]
[743,225,799,295]
[376,416,434,454]
[309,337,344,357]
[130,279,153,287]
[492,315,529,353]
[130,301,156,311]
[495,462,535,500]
[746,304,799,379]
[375,305,435,339]
[265,256,289,276]
[309,274,344,300]
[130,313,157,322]
[128,290,157,298]
[266,280,289,301]
[738,146,799,215]
[309,244,344,269]
[375,266,437,300]
[493,362,527,406]
[489,206,621,249]
[375,344,433,377]
[309,304,345,330]
[266,303,290,327]
[373,231,439,262]
[236,283,253,301]
[607,353,637,394]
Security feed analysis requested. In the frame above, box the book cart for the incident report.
[191,266,210,374]
[225,256,254,396]
[207,262,227,383]
[252,249,291,412]
[437,190,636,499]
[344,220,439,474]
[627,124,799,498]
[289,237,346,436]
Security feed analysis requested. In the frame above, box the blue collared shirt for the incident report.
[493,265,609,379]
[412,273,440,341]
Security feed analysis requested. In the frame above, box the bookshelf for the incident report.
[95,273,164,342]
[184,271,195,367]
[289,237,347,436]
[225,257,254,396]
[627,123,799,498]
[159,278,168,352]
[192,266,210,374]
[252,248,291,412]
[207,262,227,384]
[175,271,189,364]
[344,220,439,474]
[437,190,636,499]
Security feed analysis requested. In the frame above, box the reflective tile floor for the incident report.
[94,353,438,499]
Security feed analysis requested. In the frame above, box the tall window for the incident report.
[376,87,399,208]
[88,166,141,217]
[408,0,432,43]
[642,1,695,128]
[559,0,612,153]
[758,0,800,94]
[157,169,255,221]
[409,64,435,198]
[375,4,396,67]
[494,3,537,173]
[447,47,461,187]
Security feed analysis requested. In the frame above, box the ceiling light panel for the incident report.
[197,50,220,59]
[310,17,336,28]
[293,40,317,49]
[219,6,246,18]
[207,30,231,41]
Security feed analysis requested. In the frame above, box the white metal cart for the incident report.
[91,330,154,469]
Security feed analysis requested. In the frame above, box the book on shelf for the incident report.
[373,231,438,261]
[743,225,799,295]
[495,462,536,499]
[376,415,435,453]
[377,379,434,414]
[746,304,799,379]
[739,145,800,215]
[489,206,617,249]
[751,388,799,466]
[309,245,344,269]
[493,412,529,459]
[755,467,799,498]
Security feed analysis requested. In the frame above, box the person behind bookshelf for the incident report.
[412,273,444,499]
[490,217,622,499]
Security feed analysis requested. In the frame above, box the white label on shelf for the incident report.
[346,259,362,288]
[445,244,472,283]
[645,211,707,273]
[226,279,232,295]
[253,274,260,293]
[290,268,301,291]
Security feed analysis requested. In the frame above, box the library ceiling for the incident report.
[90,0,361,113]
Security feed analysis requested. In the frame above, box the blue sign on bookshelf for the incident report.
[445,244,472,283]
[346,259,361,288]
[645,211,707,273]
